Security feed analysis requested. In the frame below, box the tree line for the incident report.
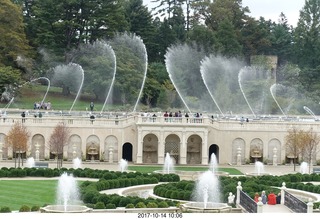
[1,0,320,110]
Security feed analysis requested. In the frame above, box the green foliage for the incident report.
[146,202,158,208]
[125,203,135,208]
[31,205,40,211]
[19,205,30,212]
[105,203,116,209]
[0,206,11,213]
[94,202,106,209]
[135,202,146,208]
[157,201,169,208]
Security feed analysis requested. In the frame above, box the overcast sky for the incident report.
[143,0,305,27]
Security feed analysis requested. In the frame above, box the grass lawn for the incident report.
[0,84,121,111]
[0,180,57,211]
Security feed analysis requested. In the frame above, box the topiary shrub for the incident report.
[125,203,135,208]
[157,201,169,208]
[94,202,106,209]
[19,205,30,212]
[0,206,11,213]
[135,202,146,208]
[147,202,158,208]
[105,203,116,209]
[31,205,40,211]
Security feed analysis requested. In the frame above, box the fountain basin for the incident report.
[245,172,271,177]
[154,170,229,180]
[180,202,232,213]
[40,205,92,213]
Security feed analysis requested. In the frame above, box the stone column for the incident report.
[236,181,242,205]
[273,147,277,166]
[307,198,314,213]
[257,197,263,213]
[202,131,208,165]
[158,130,165,164]
[136,130,143,163]
[281,182,286,204]
[180,131,187,164]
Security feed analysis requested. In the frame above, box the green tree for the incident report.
[0,66,22,99]
[293,0,320,68]
[0,0,32,67]
[125,0,157,63]
[25,0,128,55]
[271,13,293,66]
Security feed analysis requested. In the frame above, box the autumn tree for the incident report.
[285,127,305,171]
[48,122,70,168]
[5,122,30,168]
[300,128,320,173]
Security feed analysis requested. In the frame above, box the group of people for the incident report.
[254,191,281,205]
[33,101,51,110]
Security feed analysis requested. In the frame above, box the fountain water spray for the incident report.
[56,172,81,212]
[165,43,213,114]
[192,170,221,208]
[119,159,128,172]
[26,157,35,168]
[303,106,317,120]
[109,32,148,113]
[254,161,265,175]
[72,157,82,169]
[270,84,289,118]
[300,162,309,174]
[163,152,175,174]
[52,63,84,114]
[238,67,256,117]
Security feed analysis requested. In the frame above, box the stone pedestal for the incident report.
[108,147,113,163]
[236,146,242,166]
[273,147,277,166]
[72,145,77,159]
[35,143,40,161]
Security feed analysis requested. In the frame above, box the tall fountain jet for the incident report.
[69,39,117,114]
[200,54,246,116]
[108,32,148,113]
[52,63,84,114]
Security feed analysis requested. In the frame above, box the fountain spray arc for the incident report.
[68,64,84,114]
[238,67,256,118]
[99,42,117,114]
[200,57,224,117]
[270,84,288,118]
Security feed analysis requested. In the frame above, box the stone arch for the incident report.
[86,135,100,161]
[164,134,180,164]
[104,135,118,163]
[31,134,45,160]
[122,142,133,162]
[250,138,263,163]
[186,134,202,164]
[67,134,82,161]
[268,139,281,164]
[143,134,158,164]
[0,133,8,159]
[232,138,246,165]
